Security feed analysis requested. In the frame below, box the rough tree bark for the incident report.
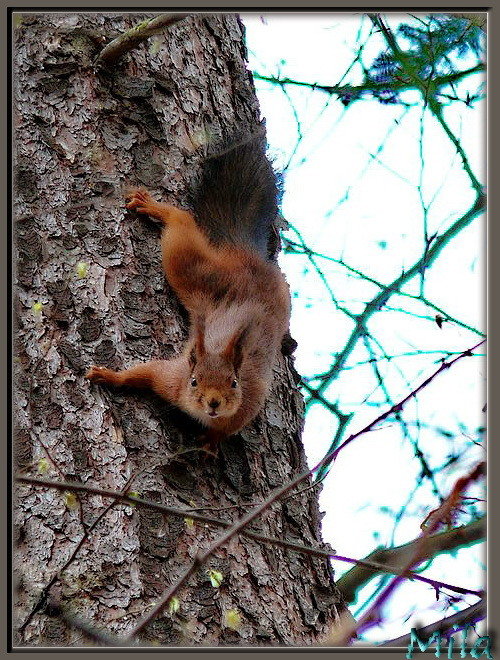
[13,12,344,647]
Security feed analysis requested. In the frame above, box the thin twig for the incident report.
[253,64,484,99]
[284,236,485,338]
[370,14,483,194]
[317,339,485,483]
[17,454,185,634]
[17,470,140,634]
[306,194,485,420]
[51,608,136,647]
[380,597,486,647]
[333,461,486,645]
[17,475,484,603]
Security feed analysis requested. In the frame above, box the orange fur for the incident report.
[87,183,290,443]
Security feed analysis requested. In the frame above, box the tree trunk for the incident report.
[13,12,344,647]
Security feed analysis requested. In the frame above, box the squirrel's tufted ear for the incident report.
[189,317,205,369]
[188,347,197,370]
[194,318,206,358]
[224,326,249,372]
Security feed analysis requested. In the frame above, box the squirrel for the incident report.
[86,131,291,446]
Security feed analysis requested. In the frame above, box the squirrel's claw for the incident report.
[125,188,162,218]
[125,188,154,208]
[198,430,225,458]
[86,365,115,383]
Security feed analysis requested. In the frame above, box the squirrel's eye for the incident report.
[231,379,238,389]
[191,377,197,387]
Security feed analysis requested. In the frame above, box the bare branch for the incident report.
[18,474,483,604]
[369,14,483,194]
[16,463,156,636]
[16,476,228,527]
[253,63,484,99]
[332,462,486,645]
[337,516,485,603]
[96,13,189,66]
[307,194,485,427]
[284,236,485,338]
[380,598,486,647]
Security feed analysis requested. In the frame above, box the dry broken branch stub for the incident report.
[96,13,190,66]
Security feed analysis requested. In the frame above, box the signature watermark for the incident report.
[406,626,492,659]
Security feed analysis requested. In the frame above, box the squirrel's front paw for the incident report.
[125,188,156,214]
[86,365,117,384]
[198,430,225,458]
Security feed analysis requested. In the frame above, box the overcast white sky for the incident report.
[243,13,485,643]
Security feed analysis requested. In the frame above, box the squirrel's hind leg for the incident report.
[125,187,222,309]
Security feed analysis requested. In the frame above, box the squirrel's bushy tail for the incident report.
[193,131,281,259]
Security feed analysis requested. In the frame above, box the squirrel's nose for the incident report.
[209,398,220,410]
